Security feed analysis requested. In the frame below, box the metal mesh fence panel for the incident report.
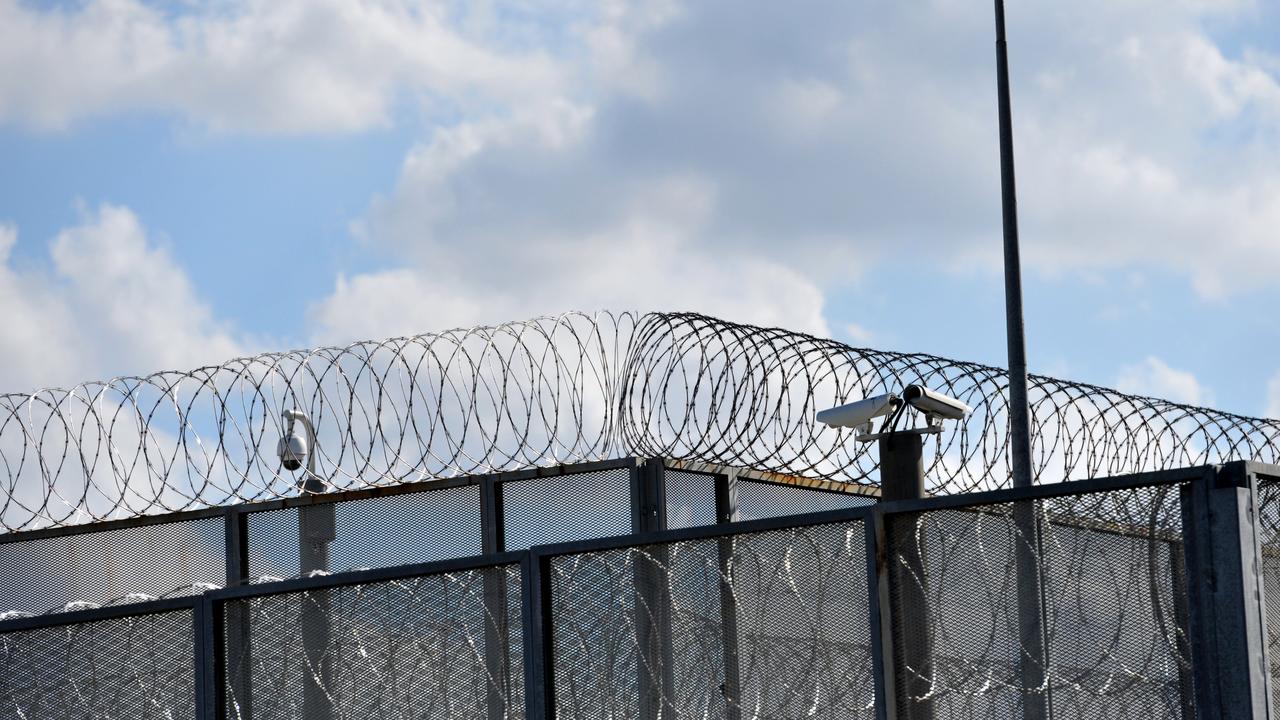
[0,609,195,719]
[1257,474,1280,714]
[246,483,483,577]
[503,468,632,550]
[664,470,717,530]
[737,479,873,522]
[0,518,225,614]
[223,563,523,720]
[548,519,874,719]
[886,484,1191,719]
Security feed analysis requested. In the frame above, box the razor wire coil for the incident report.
[1,310,1276,532]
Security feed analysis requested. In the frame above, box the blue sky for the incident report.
[0,0,1278,419]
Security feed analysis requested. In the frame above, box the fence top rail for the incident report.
[0,594,199,634]
[877,464,1214,515]
[531,504,879,560]
[206,550,527,602]
[0,456,643,545]
[530,464,1215,560]
[1246,460,1280,483]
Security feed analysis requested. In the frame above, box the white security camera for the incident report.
[277,430,308,471]
[817,385,970,443]
[277,409,311,472]
[816,392,901,430]
[902,385,970,421]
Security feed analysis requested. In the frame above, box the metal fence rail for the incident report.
[2,461,1278,719]
[3,311,1278,532]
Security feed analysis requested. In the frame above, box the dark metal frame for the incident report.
[5,460,1278,720]
[204,551,526,720]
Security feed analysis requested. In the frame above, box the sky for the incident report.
[0,0,1278,419]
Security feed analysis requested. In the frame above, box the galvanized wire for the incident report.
[1,311,1276,531]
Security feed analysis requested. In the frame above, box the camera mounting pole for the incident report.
[878,429,933,718]
[878,431,925,503]
[282,409,335,720]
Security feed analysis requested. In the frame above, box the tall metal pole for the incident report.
[994,0,1033,491]
[993,3,1049,719]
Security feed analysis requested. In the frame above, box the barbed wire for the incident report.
[0,310,1276,532]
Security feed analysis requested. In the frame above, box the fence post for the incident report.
[481,477,513,720]
[522,550,552,720]
[1182,463,1273,718]
[195,595,219,720]
[631,458,675,720]
[879,432,934,720]
[715,469,742,720]
[222,508,251,720]
[298,499,335,720]
[866,511,892,720]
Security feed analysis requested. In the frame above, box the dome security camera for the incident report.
[277,430,309,471]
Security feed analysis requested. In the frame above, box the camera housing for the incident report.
[277,427,309,471]
[815,392,900,430]
[902,385,971,421]
[817,385,970,442]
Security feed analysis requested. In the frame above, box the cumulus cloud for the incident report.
[0,205,245,391]
[1116,356,1212,406]
[312,140,831,339]
[0,0,566,133]
[297,0,1280,342]
[1,0,1278,378]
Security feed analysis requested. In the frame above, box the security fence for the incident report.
[2,458,1278,719]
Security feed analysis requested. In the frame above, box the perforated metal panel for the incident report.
[665,470,718,529]
[1256,474,1280,713]
[223,564,523,720]
[886,484,1191,719]
[502,468,632,550]
[246,483,483,578]
[737,479,872,521]
[548,519,874,719]
[0,609,195,719]
[0,518,225,614]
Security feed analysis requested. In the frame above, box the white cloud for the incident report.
[0,0,567,133]
[1116,356,1211,406]
[312,156,830,340]
[302,0,1280,340]
[0,0,1277,386]
[843,323,873,344]
[0,205,246,392]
